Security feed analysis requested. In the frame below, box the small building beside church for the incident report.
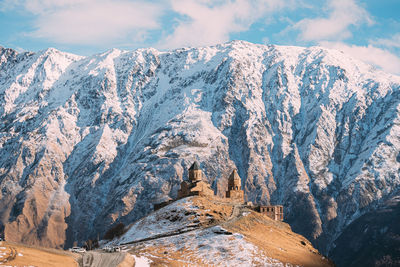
[259,205,284,221]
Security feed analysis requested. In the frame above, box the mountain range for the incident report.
[0,40,399,265]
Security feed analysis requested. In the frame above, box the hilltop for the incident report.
[107,196,333,266]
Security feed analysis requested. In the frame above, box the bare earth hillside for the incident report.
[0,241,78,266]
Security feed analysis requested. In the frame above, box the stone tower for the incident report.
[189,161,202,181]
[226,170,244,202]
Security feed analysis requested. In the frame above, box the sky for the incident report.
[0,0,399,74]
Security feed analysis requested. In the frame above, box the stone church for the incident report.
[177,161,214,198]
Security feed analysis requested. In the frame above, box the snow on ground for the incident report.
[113,197,201,245]
[132,255,152,267]
[137,225,285,266]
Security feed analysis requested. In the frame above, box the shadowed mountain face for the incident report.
[330,195,400,267]
[0,41,399,259]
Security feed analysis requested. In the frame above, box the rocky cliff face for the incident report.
[0,41,399,256]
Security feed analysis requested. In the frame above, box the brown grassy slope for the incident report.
[224,210,334,267]
[117,253,136,267]
[2,241,78,266]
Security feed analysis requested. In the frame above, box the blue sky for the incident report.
[1,0,399,74]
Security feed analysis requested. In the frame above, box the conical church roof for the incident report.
[229,169,241,181]
[189,161,200,170]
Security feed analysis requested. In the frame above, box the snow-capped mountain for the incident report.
[0,41,399,259]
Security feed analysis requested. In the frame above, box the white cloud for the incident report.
[293,0,373,42]
[320,41,400,75]
[371,34,400,49]
[2,0,291,49]
[159,0,288,49]
[3,0,163,46]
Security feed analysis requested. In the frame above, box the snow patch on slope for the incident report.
[138,225,285,266]
[115,197,201,244]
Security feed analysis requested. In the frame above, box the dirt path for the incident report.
[226,204,243,221]
[80,251,128,267]
[121,225,203,246]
